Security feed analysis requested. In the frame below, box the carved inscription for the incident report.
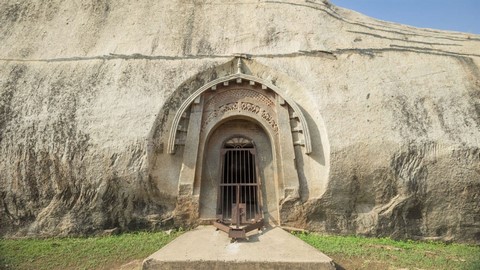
[241,102,261,114]
[218,102,238,113]
[261,110,279,132]
[202,101,278,133]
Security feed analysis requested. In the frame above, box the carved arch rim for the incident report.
[167,73,312,154]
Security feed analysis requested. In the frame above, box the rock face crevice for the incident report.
[0,0,479,243]
[304,143,480,242]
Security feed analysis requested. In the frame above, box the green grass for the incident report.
[1,230,479,270]
[0,230,182,270]
[295,232,480,270]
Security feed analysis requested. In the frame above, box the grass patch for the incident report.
[2,229,478,270]
[0,230,182,270]
[295,232,480,270]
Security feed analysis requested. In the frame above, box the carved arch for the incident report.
[167,73,312,154]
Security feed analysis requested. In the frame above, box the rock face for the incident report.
[0,0,479,243]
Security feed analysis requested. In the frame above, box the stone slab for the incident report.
[142,226,335,270]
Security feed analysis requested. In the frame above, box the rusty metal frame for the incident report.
[213,136,264,239]
[213,219,264,239]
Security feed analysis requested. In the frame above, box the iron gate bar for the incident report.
[236,185,240,228]
[219,150,257,222]
[254,153,263,219]
[220,183,258,186]
[214,137,264,239]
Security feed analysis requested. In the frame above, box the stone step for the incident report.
[143,226,335,270]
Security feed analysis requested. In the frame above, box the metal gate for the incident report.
[213,137,264,239]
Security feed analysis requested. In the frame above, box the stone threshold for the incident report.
[143,225,335,270]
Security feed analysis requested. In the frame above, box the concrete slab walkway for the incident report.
[143,226,335,270]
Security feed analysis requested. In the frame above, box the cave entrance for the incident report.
[213,136,264,239]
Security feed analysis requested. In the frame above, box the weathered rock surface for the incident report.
[0,0,479,243]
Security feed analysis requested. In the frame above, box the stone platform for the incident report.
[142,226,335,270]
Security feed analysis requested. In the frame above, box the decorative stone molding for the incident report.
[167,66,312,154]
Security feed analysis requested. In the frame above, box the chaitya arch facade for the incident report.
[152,59,319,228]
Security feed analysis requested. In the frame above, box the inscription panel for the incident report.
[201,87,279,134]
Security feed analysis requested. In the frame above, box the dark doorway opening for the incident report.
[214,136,264,239]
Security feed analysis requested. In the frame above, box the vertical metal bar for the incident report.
[237,150,240,225]
[236,183,240,228]
[232,151,235,221]
[231,150,234,224]
[227,151,230,220]
[248,151,252,221]
[224,151,227,220]
[246,150,249,221]
[251,152,255,219]
[240,150,244,223]
[220,150,224,221]
[255,152,263,218]
[244,150,247,221]
[251,153,255,218]
[246,151,249,220]
[232,150,235,220]
[236,150,239,184]
[222,151,225,220]
[235,150,237,221]
[253,155,259,216]
[224,151,226,220]
[240,150,243,184]
[242,150,245,209]
[254,186,261,216]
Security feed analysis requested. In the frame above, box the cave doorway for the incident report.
[214,136,264,238]
[218,136,263,225]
